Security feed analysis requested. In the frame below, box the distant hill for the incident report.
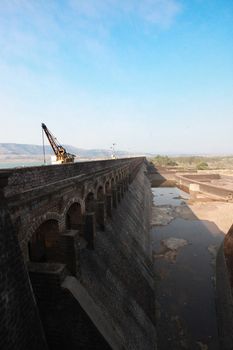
[0,143,135,162]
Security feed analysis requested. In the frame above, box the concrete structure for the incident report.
[0,157,157,350]
[148,165,233,202]
[176,173,233,202]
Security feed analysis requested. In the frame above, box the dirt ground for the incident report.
[189,200,233,234]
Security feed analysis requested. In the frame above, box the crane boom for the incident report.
[41,123,75,164]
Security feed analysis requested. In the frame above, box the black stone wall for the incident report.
[29,263,111,350]
[0,197,47,350]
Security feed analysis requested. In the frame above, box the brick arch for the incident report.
[28,214,62,263]
[104,177,112,193]
[123,168,129,179]
[62,197,85,219]
[27,212,61,244]
[123,168,129,178]
[111,176,116,184]
[115,174,120,183]
[85,191,95,213]
[83,181,96,200]
[95,182,105,198]
[64,202,84,233]
[110,177,116,188]
[109,170,115,179]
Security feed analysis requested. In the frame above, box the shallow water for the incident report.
[152,187,189,206]
[151,186,224,350]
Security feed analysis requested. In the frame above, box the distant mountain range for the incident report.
[0,143,145,162]
[0,144,231,165]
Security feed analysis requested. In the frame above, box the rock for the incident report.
[162,238,188,251]
[151,207,174,226]
[154,238,189,263]
[196,341,208,350]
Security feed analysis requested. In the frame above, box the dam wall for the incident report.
[0,158,156,349]
[0,197,48,350]
[77,164,156,349]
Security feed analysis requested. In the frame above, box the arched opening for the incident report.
[66,202,83,234]
[85,192,95,213]
[28,219,60,263]
[105,181,110,194]
[97,186,104,200]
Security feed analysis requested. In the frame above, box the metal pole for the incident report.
[42,126,46,165]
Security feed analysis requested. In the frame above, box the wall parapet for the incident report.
[176,173,233,201]
[0,157,145,198]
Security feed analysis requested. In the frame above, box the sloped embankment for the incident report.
[76,165,157,349]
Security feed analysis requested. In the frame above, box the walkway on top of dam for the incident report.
[151,185,231,350]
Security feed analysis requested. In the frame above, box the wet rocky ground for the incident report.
[151,187,227,350]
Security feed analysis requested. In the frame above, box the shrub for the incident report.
[196,161,208,170]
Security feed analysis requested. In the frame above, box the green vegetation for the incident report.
[151,155,177,167]
[196,161,208,170]
[150,155,233,170]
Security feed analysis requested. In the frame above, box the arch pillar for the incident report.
[125,177,129,191]
[112,186,118,208]
[95,200,106,231]
[106,194,113,218]
[84,212,95,249]
[122,180,126,193]
[117,183,123,202]
[60,229,79,276]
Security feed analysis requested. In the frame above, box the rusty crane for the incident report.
[41,123,76,164]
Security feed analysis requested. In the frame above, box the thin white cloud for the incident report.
[0,0,182,82]
[138,0,182,28]
[69,0,182,28]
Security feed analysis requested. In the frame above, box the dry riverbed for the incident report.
[151,187,233,350]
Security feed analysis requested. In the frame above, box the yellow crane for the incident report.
[42,123,75,164]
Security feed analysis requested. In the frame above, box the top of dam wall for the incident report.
[0,157,145,197]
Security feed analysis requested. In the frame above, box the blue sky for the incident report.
[0,0,232,154]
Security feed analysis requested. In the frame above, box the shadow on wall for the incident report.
[147,161,233,350]
[27,170,133,350]
[27,171,131,264]
[0,198,48,350]
[147,162,177,188]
